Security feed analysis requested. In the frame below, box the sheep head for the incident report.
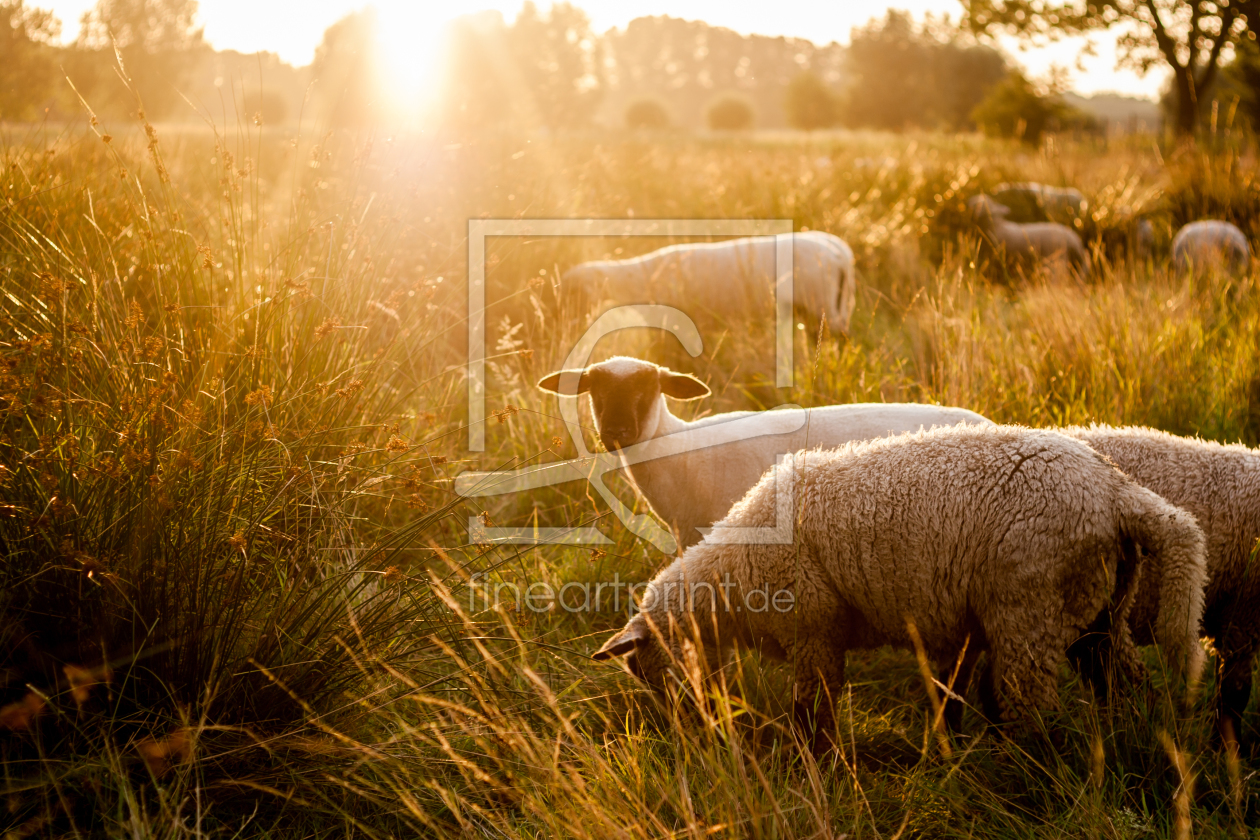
[538,356,710,451]
[966,194,1011,229]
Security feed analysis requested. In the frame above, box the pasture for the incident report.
[2,113,1260,837]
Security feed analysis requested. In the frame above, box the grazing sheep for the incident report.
[1171,220,1250,274]
[594,425,1207,739]
[564,231,857,337]
[993,182,1087,228]
[968,194,1091,277]
[538,356,991,549]
[1064,425,1260,746]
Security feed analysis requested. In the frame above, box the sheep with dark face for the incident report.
[538,356,991,549]
[1172,220,1250,274]
[993,182,1087,228]
[594,425,1207,741]
[563,231,857,338]
[968,194,1091,278]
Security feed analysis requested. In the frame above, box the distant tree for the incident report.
[0,1,60,120]
[508,2,603,130]
[962,0,1260,136]
[1210,36,1260,130]
[76,0,204,119]
[625,97,670,129]
[309,9,382,127]
[441,12,515,131]
[971,70,1096,144]
[845,11,1006,131]
[785,70,837,130]
[706,93,754,130]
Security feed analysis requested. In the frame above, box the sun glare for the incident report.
[373,1,525,123]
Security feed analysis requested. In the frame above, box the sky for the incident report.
[39,0,1165,100]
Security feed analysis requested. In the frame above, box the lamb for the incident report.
[1063,425,1260,746]
[538,356,991,549]
[594,425,1208,741]
[968,194,1091,277]
[1171,220,1250,274]
[563,231,857,337]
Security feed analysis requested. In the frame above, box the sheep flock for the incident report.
[503,195,1260,754]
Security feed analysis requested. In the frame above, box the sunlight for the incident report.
[375,2,448,114]
[374,0,525,121]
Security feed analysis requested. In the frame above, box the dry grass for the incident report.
[1,98,1259,836]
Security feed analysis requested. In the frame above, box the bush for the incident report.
[624,97,670,130]
[971,70,1097,144]
[785,71,838,131]
[705,94,754,131]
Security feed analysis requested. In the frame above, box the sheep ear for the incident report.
[538,368,589,395]
[592,620,649,660]
[659,370,710,401]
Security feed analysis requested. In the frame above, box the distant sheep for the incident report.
[563,231,857,337]
[1171,220,1250,274]
[538,356,991,549]
[594,425,1207,739]
[1065,425,1260,746]
[968,194,1091,277]
[993,182,1087,228]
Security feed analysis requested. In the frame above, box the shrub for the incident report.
[625,97,670,130]
[706,93,754,131]
[971,70,1097,144]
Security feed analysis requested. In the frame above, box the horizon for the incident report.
[36,0,1166,100]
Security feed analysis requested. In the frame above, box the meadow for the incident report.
[3,99,1260,837]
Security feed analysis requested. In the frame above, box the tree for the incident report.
[310,9,382,127]
[971,69,1096,144]
[77,0,204,119]
[625,97,670,129]
[441,12,515,131]
[962,0,1260,136]
[0,1,60,120]
[507,2,603,130]
[785,70,837,130]
[844,10,1006,131]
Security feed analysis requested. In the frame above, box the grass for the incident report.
[2,96,1260,836]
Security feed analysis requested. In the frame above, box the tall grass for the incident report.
[1,105,1259,836]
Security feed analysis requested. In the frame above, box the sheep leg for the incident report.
[940,642,983,734]
[1216,648,1256,752]
[790,637,845,752]
[986,632,1068,727]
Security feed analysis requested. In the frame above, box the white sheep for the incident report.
[1171,220,1250,274]
[594,425,1207,739]
[538,356,991,549]
[1064,425,1260,746]
[968,194,1091,277]
[563,231,857,337]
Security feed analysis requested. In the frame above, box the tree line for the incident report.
[2,0,1258,137]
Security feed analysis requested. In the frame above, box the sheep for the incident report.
[1171,220,1250,274]
[968,194,1091,278]
[563,231,857,338]
[538,356,991,550]
[993,182,1087,228]
[1063,425,1260,747]
[593,424,1208,742]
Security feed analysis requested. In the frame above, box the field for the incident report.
[3,104,1260,838]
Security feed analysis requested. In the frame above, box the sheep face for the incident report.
[966,194,1012,229]
[593,611,720,694]
[537,357,710,451]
